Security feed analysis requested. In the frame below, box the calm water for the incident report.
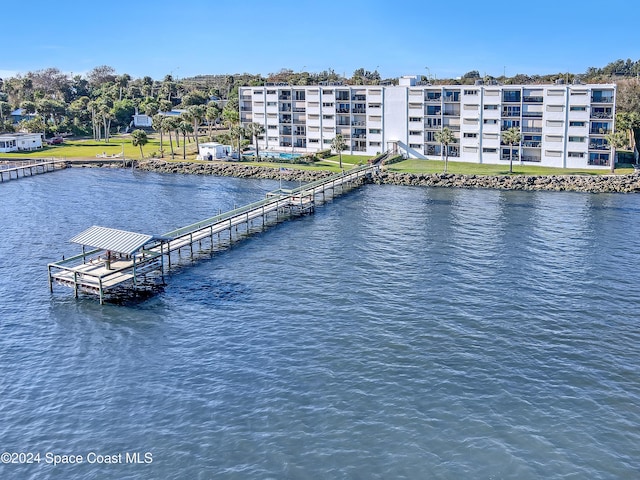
[1,168,639,479]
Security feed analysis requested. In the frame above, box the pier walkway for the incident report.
[48,163,377,303]
[0,159,68,182]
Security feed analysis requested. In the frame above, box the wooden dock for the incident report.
[48,164,376,303]
[0,159,68,182]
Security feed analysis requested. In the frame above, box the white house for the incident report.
[198,142,232,160]
[0,133,43,152]
[132,109,187,128]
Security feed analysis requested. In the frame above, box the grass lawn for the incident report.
[0,135,194,160]
[2,136,633,176]
[386,159,634,176]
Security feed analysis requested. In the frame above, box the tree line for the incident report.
[0,60,639,144]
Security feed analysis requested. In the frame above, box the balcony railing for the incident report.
[522,112,543,118]
[425,97,441,103]
[351,121,366,126]
[337,108,350,113]
[522,141,541,148]
[590,112,613,119]
[352,108,366,114]
[522,155,541,162]
[589,143,609,150]
[522,127,543,133]
[591,96,613,103]
[590,129,610,134]
[523,96,544,103]
[293,107,306,113]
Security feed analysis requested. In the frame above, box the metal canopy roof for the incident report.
[70,226,154,255]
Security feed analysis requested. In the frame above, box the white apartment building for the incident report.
[239,76,616,169]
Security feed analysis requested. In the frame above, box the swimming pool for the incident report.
[260,152,302,160]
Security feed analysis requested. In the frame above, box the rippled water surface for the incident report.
[1,168,639,479]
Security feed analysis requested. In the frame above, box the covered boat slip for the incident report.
[48,226,166,304]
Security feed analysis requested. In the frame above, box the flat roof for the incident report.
[70,226,154,255]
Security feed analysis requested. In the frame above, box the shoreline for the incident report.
[72,159,640,194]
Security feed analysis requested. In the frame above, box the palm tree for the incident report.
[178,121,193,159]
[229,124,245,159]
[604,130,628,173]
[187,105,206,149]
[331,134,347,169]
[501,126,522,174]
[163,116,178,159]
[245,122,265,159]
[206,104,221,138]
[434,127,456,172]
[152,114,165,158]
[131,129,148,159]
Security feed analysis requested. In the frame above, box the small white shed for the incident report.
[198,142,232,160]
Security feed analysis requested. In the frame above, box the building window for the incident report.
[463,146,478,152]
[322,115,334,120]
[546,120,564,127]
[253,90,263,95]
[568,136,585,142]
[268,125,277,130]
[323,138,332,145]
[409,130,422,136]
[322,89,334,95]
[483,147,497,153]
[568,152,585,157]
[369,129,381,134]
[322,102,334,107]
[309,138,319,143]
[545,150,562,157]
[369,141,381,147]
[409,117,422,122]
[569,121,585,127]
[464,90,478,95]
[484,104,499,110]
[266,90,276,94]
[484,119,498,124]
[570,106,587,111]
[463,133,478,138]
[546,135,563,142]
[409,143,422,149]
[547,105,565,112]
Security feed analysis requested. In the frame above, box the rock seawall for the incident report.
[129,160,640,193]
[135,160,334,182]
[373,171,640,193]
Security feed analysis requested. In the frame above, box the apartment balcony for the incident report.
[425,97,441,103]
[590,128,610,135]
[352,95,366,101]
[294,129,306,136]
[279,106,292,112]
[280,141,292,147]
[280,127,292,135]
[501,153,519,161]
[523,96,544,103]
[522,141,541,148]
[522,126,543,133]
[589,143,609,150]
[293,107,306,113]
[336,121,350,126]
[352,108,366,114]
[352,146,367,152]
[351,134,367,139]
[590,111,613,119]
[521,155,542,162]
[351,120,366,126]
[522,112,543,118]
[278,94,292,100]
[591,96,613,103]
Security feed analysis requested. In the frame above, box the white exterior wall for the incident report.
[0,133,43,152]
[240,82,616,169]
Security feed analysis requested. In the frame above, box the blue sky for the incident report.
[2,0,637,81]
